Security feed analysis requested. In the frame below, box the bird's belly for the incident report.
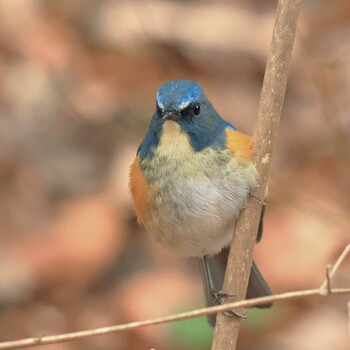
[145,172,249,257]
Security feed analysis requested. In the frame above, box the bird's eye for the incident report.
[193,104,200,116]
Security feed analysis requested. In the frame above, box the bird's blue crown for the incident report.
[156,80,202,111]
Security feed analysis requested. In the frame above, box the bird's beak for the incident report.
[163,111,181,121]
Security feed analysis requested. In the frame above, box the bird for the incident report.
[129,79,272,325]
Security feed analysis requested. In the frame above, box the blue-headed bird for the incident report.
[129,80,272,325]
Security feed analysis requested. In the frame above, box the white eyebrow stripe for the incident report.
[156,90,164,110]
[157,100,165,110]
[178,101,190,110]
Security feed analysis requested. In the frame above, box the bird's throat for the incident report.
[157,121,193,159]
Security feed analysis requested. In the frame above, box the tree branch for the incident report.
[211,1,302,349]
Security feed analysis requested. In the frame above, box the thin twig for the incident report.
[320,244,350,291]
[325,264,332,295]
[211,1,302,349]
[0,287,349,350]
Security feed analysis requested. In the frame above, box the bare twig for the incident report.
[0,245,349,350]
[211,1,302,349]
[0,287,349,350]
[320,244,350,291]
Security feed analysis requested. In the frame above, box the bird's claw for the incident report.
[223,309,247,318]
[211,289,247,319]
[212,289,235,300]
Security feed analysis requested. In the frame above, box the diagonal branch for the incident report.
[0,245,348,350]
[0,288,349,349]
[211,1,302,349]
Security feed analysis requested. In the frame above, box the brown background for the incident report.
[0,1,349,349]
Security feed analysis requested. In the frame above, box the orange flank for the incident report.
[129,156,150,224]
[225,129,253,163]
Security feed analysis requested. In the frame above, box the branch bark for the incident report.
[211,1,302,349]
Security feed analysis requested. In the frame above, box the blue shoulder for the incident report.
[225,123,236,131]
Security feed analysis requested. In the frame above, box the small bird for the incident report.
[129,79,272,325]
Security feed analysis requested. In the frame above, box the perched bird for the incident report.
[129,79,272,325]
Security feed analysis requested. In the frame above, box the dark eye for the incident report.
[193,104,200,116]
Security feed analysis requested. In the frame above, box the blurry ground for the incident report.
[0,1,349,349]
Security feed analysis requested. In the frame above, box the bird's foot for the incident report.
[211,289,247,319]
[249,193,268,206]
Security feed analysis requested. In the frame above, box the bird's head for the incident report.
[156,80,203,122]
[138,80,234,160]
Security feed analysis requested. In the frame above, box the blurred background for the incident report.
[0,0,349,349]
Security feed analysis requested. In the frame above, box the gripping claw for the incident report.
[211,289,247,319]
